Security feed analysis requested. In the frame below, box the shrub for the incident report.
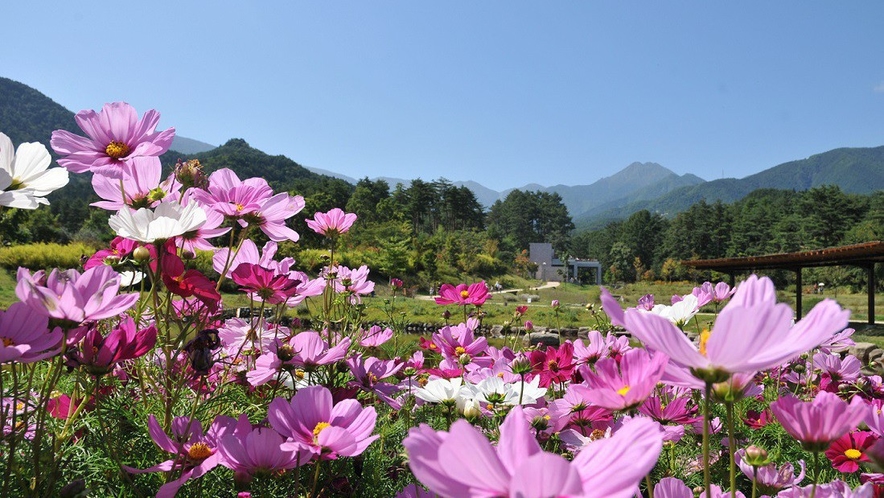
[0,242,97,271]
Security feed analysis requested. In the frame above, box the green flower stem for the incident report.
[703,381,713,498]
[726,400,737,498]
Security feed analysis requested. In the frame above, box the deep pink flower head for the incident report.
[603,275,850,383]
[771,391,867,451]
[581,348,668,411]
[529,342,575,387]
[825,431,878,473]
[50,102,175,178]
[268,385,378,460]
[16,266,140,327]
[435,282,489,306]
[306,208,357,237]
[0,302,63,363]
[231,263,300,305]
[65,317,157,376]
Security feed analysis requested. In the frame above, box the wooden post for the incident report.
[795,267,803,320]
[869,263,877,325]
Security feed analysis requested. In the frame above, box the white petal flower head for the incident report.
[414,377,463,404]
[109,200,207,243]
[645,294,700,327]
[0,132,69,209]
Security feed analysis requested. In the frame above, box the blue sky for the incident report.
[4,2,883,191]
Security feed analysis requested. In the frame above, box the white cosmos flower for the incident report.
[0,132,69,209]
[109,200,207,243]
[414,377,463,404]
[117,270,145,287]
[643,294,700,327]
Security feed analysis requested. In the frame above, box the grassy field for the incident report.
[4,269,882,346]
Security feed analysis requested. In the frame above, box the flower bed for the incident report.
[0,104,882,497]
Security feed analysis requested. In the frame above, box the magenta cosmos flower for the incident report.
[267,385,378,460]
[825,431,877,473]
[50,102,175,178]
[231,263,301,305]
[435,282,489,306]
[580,348,668,411]
[15,266,140,327]
[65,316,157,376]
[0,302,63,363]
[602,275,850,383]
[306,208,357,237]
[771,391,867,451]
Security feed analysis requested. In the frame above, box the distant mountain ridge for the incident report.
[575,145,884,229]
[3,75,883,232]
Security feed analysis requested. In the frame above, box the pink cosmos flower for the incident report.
[231,263,301,305]
[15,266,140,327]
[771,391,867,451]
[50,102,175,178]
[124,414,238,498]
[826,431,878,473]
[246,331,350,386]
[84,236,154,271]
[405,406,662,498]
[602,275,850,383]
[359,325,394,348]
[580,348,668,411]
[218,415,309,484]
[90,156,180,211]
[434,282,489,306]
[347,354,403,409]
[252,191,305,242]
[0,302,63,363]
[529,342,576,387]
[306,208,358,237]
[65,317,157,376]
[404,406,585,498]
[194,168,272,220]
[639,391,699,425]
[735,448,805,495]
[432,323,488,364]
[322,265,375,302]
[267,385,378,460]
[214,239,294,278]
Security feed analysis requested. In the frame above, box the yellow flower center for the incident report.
[294,369,306,380]
[617,385,631,396]
[187,442,213,460]
[1,337,14,347]
[699,329,712,356]
[460,290,470,299]
[455,346,466,355]
[845,448,862,460]
[105,140,130,159]
[313,422,331,442]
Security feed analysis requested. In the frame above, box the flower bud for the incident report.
[744,445,769,467]
[132,246,151,263]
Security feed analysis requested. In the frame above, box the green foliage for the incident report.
[0,242,96,271]
[486,189,574,254]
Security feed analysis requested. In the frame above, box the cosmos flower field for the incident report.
[1,103,883,497]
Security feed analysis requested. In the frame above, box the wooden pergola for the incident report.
[683,241,884,324]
